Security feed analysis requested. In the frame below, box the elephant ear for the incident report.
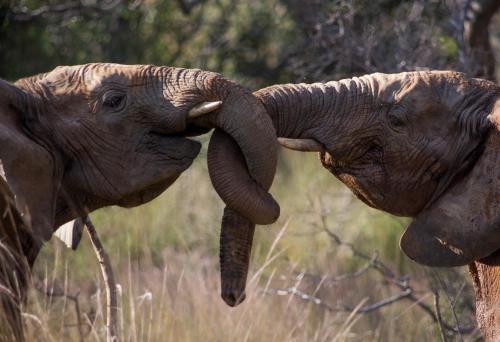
[401,102,500,267]
[0,78,62,242]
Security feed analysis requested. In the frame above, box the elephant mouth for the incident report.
[320,149,387,209]
[135,128,201,171]
[146,122,212,159]
[115,129,205,208]
[320,143,383,173]
[320,157,347,175]
[151,122,212,138]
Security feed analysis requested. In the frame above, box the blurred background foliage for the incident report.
[2,0,499,84]
[1,0,499,340]
[1,0,297,86]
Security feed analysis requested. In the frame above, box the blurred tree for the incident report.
[464,0,500,79]
[280,0,499,82]
[1,0,498,85]
[0,0,296,88]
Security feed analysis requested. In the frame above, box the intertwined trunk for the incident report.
[214,77,371,305]
[159,68,280,306]
[164,68,280,225]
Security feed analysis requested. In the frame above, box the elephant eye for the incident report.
[102,92,127,111]
[387,106,408,130]
[388,113,406,128]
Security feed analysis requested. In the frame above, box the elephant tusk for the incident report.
[278,137,324,152]
[188,101,223,118]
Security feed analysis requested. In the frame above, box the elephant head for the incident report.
[1,63,280,339]
[0,62,280,263]
[254,71,499,267]
[211,71,499,295]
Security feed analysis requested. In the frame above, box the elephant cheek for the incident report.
[117,177,179,208]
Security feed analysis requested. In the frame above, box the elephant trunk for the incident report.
[205,76,376,306]
[253,77,373,141]
[161,68,280,307]
[207,130,267,306]
[168,68,280,225]
[218,207,254,307]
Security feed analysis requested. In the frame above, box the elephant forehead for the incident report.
[84,73,127,93]
[367,71,464,104]
[81,65,143,91]
[366,72,419,103]
[41,66,80,90]
[43,64,152,93]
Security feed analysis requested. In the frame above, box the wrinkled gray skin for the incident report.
[255,71,499,265]
[214,71,499,338]
[0,63,279,340]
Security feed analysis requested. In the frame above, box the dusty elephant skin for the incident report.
[0,63,278,340]
[207,129,269,306]
[254,71,499,263]
[212,71,499,339]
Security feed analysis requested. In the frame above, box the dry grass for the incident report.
[24,150,479,341]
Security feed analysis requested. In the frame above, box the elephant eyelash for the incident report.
[388,113,406,127]
[387,106,408,130]
[102,92,127,112]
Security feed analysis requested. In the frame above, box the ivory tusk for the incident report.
[278,137,324,152]
[187,101,223,118]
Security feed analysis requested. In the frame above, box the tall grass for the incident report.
[26,150,478,341]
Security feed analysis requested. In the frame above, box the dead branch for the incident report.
[434,291,448,342]
[83,216,118,342]
[262,270,474,335]
[292,253,378,286]
[34,282,85,342]
[310,193,477,336]
[266,197,476,336]
[322,225,476,335]
[261,285,413,314]
[431,271,466,342]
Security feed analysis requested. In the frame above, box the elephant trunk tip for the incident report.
[221,286,246,307]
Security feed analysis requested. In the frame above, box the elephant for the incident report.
[212,71,499,339]
[0,63,280,340]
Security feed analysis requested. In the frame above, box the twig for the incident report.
[298,253,378,284]
[297,198,477,335]
[83,216,118,342]
[434,291,448,342]
[73,294,84,342]
[352,289,412,313]
[432,271,465,341]
[260,286,412,314]
[323,227,395,279]
[34,282,85,342]
[320,224,475,335]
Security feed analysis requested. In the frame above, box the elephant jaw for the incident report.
[113,132,202,207]
[319,149,387,210]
